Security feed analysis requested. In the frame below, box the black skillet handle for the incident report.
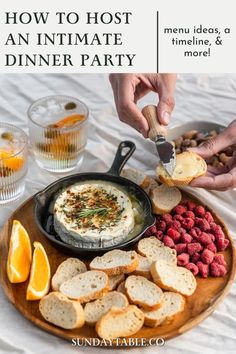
[107,141,136,176]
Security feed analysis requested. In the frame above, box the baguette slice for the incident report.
[132,254,153,279]
[59,270,109,302]
[84,291,129,326]
[108,274,125,291]
[125,275,163,310]
[137,236,177,264]
[39,292,85,329]
[151,260,197,296]
[51,258,87,291]
[117,281,126,294]
[150,185,182,215]
[143,292,185,327]
[90,250,138,276]
[96,305,144,340]
[156,151,207,186]
[121,168,150,189]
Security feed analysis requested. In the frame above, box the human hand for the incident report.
[190,120,236,190]
[109,73,176,137]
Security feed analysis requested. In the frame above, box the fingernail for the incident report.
[162,111,170,125]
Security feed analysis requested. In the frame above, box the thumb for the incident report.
[157,95,175,125]
[189,130,234,159]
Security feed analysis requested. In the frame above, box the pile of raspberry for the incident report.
[145,200,229,278]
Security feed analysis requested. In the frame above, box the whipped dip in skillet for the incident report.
[53,181,138,247]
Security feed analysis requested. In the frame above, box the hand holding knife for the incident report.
[142,105,176,176]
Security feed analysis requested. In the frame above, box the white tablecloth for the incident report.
[0,73,235,354]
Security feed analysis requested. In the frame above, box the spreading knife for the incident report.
[142,105,176,176]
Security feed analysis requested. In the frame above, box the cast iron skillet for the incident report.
[34,141,155,257]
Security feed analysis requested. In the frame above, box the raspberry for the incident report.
[209,233,215,242]
[196,261,209,278]
[198,232,212,246]
[190,227,201,239]
[181,218,194,230]
[162,214,172,224]
[183,211,195,219]
[155,230,164,241]
[173,214,184,223]
[169,220,181,230]
[204,211,214,223]
[156,220,166,232]
[201,249,215,265]
[167,228,181,243]
[177,253,190,266]
[186,263,199,276]
[173,205,187,215]
[195,218,210,232]
[187,242,202,255]
[214,254,226,266]
[210,262,227,277]
[175,243,187,254]
[206,243,217,254]
[194,205,205,217]
[181,233,192,244]
[163,235,175,248]
[185,201,196,211]
[210,222,223,236]
[191,252,201,264]
[179,227,186,235]
[217,238,229,252]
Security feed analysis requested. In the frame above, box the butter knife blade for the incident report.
[155,135,176,176]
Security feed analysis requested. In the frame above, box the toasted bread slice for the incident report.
[132,254,153,279]
[150,260,197,296]
[150,184,182,215]
[120,168,150,189]
[95,305,144,340]
[143,292,185,327]
[51,258,87,291]
[125,275,163,310]
[156,151,207,186]
[137,237,177,264]
[90,250,138,276]
[143,176,159,196]
[59,270,109,302]
[39,292,85,329]
[117,281,126,294]
[84,291,129,326]
[108,274,125,291]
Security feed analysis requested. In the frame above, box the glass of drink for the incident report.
[0,123,28,204]
[28,95,89,173]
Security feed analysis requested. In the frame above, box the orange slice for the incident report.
[52,114,84,128]
[26,242,51,301]
[0,150,24,171]
[7,220,32,283]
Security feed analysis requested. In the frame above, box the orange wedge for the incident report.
[7,220,32,283]
[52,114,84,128]
[0,150,24,171]
[26,242,51,301]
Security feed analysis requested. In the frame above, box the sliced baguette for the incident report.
[137,236,177,264]
[84,291,129,326]
[51,258,87,291]
[150,260,197,296]
[132,254,153,279]
[108,274,125,291]
[117,281,126,294]
[143,176,159,196]
[143,292,185,327]
[125,275,163,310]
[121,168,150,189]
[39,292,85,329]
[95,305,144,340]
[59,270,109,302]
[150,184,182,215]
[90,250,138,276]
[156,151,207,186]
